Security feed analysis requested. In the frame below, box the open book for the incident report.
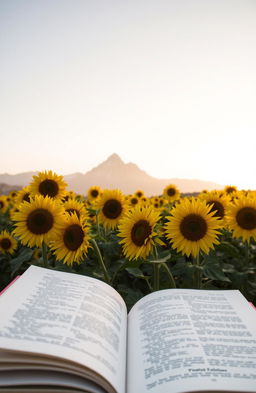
[0,266,255,393]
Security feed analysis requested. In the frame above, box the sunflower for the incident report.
[159,197,165,208]
[9,190,18,199]
[135,190,144,199]
[50,213,90,265]
[0,195,8,213]
[224,185,237,195]
[14,186,32,206]
[62,198,88,222]
[149,197,161,210]
[165,198,222,258]
[129,195,140,207]
[0,230,18,254]
[96,189,127,229]
[226,195,256,242]
[61,191,76,202]
[29,170,67,200]
[86,199,97,224]
[87,186,102,202]
[118,205,162,260]
[163,184,180,202]
[0,195,9,213]
[199,191,229,221]
[12,195,65,248]
[9,206,20,221]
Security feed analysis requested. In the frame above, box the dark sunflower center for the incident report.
[102,199,122,219]
[39,179,59,198]
[62,195,70,202]
[91,189,99,198]
[236,207,256,230]
[226,187,236,194]
[0,238,11,250]
[27,208,54,234]
[23,193,30,202]
[207,200,224,219]
[131,198,138,205]
[63,224,84,251]
[180,214,207,241]
[131,219,152,247]
[66,208,80,218]
[167,188,176,197]
[0,201,4,209]
[136,192,143,198]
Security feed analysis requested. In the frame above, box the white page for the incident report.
[127,289,256,393]
[0,266,127,393]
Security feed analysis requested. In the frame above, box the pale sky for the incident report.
[1,0,256,190]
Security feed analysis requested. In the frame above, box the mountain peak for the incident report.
[0,154,224,195]
[106,153,123,164]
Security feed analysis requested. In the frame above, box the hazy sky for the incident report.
[1,0,255,190]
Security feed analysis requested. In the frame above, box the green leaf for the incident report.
[117,285,144,311]
[148,253,172,264]
[221,263,236,273]
[171,261,191,275]
[125,267,147,279]
[10,248,34,276]
[117,258,144,271]
[51,262,75,273]
[203,263,231,282]
[216,241,240,257]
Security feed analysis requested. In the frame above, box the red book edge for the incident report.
[0,277,256,310]
[0,276,21,296]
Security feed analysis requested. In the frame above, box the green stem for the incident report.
[153,264,160,291]
[245,240,250,267]
[241,240,250,295]
[110,270,118,286]
[110,263,123,286]
[42,242,48,268]
[145,277,153,292]
[152,246,160,291]
[96,210,101,238]
[161,263,176,288]
[193,254,201,289]
[94,211,106,242]
[91,239,110,284]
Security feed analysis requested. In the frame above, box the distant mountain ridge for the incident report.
[0,153,223,196]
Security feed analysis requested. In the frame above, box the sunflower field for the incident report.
[0,171,256,310]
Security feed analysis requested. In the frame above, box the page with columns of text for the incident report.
[0,266,127,393]
[127,288,256,393]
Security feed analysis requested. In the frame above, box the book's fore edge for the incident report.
[0,348,118,393]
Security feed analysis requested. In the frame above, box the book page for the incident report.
[0,370,107,393]
[127,289,256,393]
[0,266,127,393]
